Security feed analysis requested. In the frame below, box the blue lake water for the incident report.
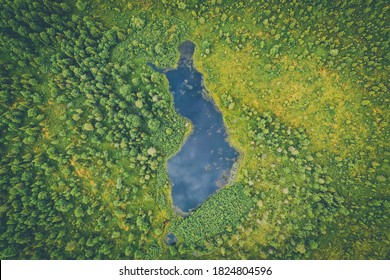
[150,41,238,213]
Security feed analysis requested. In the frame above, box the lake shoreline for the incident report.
[150,40,240,214]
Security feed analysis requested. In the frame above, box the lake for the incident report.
[150,41,238,213]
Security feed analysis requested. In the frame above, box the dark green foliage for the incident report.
[0,0,184,259]
[173,184,253,243]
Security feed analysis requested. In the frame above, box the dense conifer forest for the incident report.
[0,0,388,259]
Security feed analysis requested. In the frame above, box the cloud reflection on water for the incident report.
[163,41,238,213]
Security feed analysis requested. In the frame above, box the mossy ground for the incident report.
[0,0,388,259]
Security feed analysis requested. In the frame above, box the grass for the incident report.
[2,0,385,259]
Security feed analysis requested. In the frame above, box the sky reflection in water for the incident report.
[159,41,238,213]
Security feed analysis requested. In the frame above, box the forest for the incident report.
[0,0,388,259]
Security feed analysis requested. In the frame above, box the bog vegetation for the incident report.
[0,0,388,259]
